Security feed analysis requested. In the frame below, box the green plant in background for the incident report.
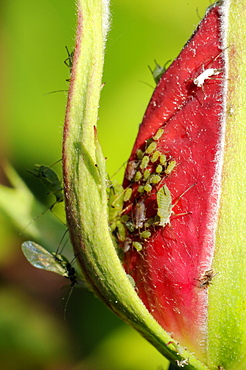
[1,0,245,369]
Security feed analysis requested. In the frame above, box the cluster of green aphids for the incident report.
[108,126,177,254]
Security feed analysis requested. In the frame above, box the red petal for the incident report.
[122,4,225,357]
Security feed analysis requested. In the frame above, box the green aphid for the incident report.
[137,185,144,193]
[107,183,124,228]
[28,164,64,207]
[156,184,172,227]
[153,128,164,141]
[132,241,143,252]
[134,171,142,182]
[155,164,163,174]
[144,184,152,192]
[146,141,157,154]
[149,174,161,184]
[123,188,133,202]
[140,156,150,170]
[126,274,136,289]
[136,149,144,160]
[165,160,176,175]
[151,151,161,163]
[149,59,171,84]
[140,230,151,239]
[143,169,151,180]
[159,154,167,166]
[115,221,126,241]
[21,241,78,286]
[125,220,135,233]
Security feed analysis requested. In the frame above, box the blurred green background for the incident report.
[0,1,212,369]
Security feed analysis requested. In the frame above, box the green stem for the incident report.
[62,1,209,368]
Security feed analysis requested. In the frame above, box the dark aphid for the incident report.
[125,160,139,181]
[21,241,78,286]
[28,164,64,207]
[196,269,218,289]
[134,201,146,229]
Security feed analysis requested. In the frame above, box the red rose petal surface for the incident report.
[122,4,225,357]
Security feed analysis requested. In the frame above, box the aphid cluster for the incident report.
[108,127,177,254]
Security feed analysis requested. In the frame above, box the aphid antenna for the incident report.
[44,90,68,95]
[171,182,197,210]
[19,204,58,235]
[110,160,128,180]
[62,285,75,321]
[55,229,69,256]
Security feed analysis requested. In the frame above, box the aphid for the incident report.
[193,68,222,87]
[126,274,136,288]
[134,201,146,229]
[176,358,189,367]
[157,184,172,227]
[146,141,157,154]
[143,184,152,192]
[165,160,176,175]
[134,171,142,182]
[149,59,171,84]
[28,164,64,207]
[157,182,196,227]
[125,160,138,181]
[151,151,161,163]
[140,156,150,170]
[122,238,131,252]
[149,174,161,184]
[155,164,163,173]
[159,154,167,166]
[140,230,151,239]
[137,185,144,193]
[153,128,164,141]
[143,169,151,180]
[21,241,78,286]
[123,188,132,202]
[132,241,143,252]
[136,149,144,159]
[64,46,74,80]
[196,269,218,288]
